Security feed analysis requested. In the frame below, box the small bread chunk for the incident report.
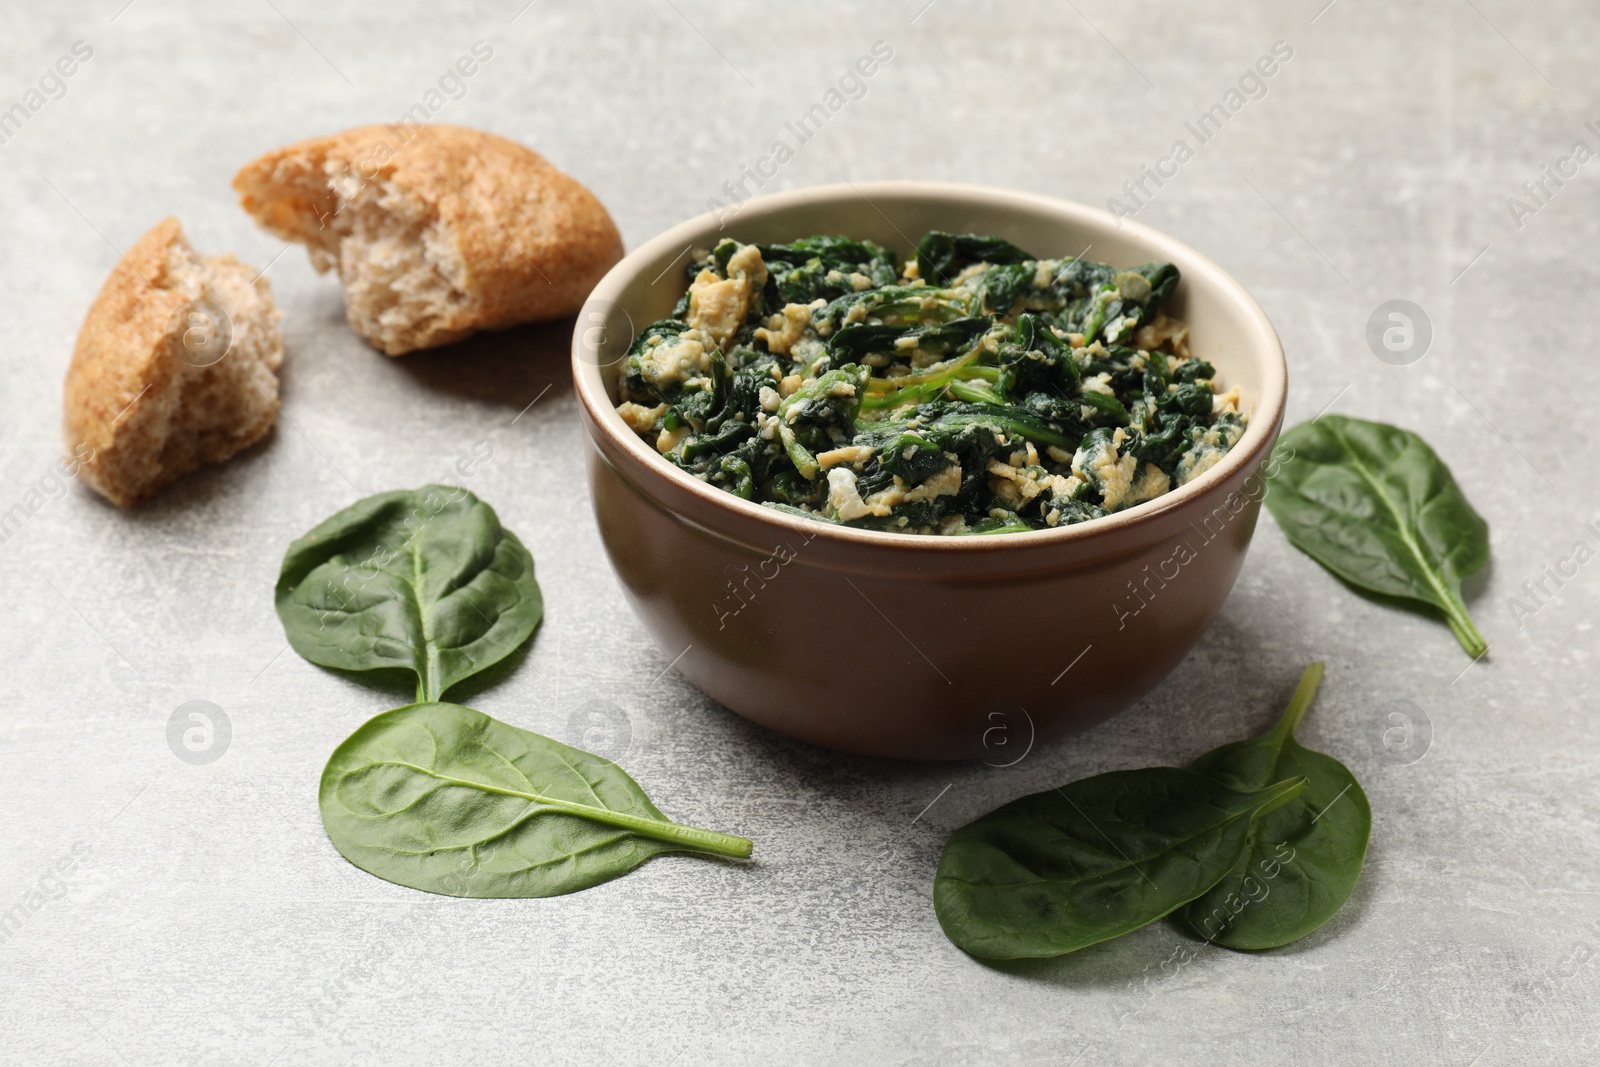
[63,217,284,507]
[232,124,624,355]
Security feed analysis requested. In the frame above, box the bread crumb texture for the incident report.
[62,217,284,507]
[232,123,624,355]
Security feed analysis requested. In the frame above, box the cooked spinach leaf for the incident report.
[758,235,898,304]
[614,233,1238,535]
[917,230,1035,285]
[276,486,543,702]
[1178,663,1371,949]
[1265,416,1489,657]
[321,702,752,898]
[933,769,1306,959]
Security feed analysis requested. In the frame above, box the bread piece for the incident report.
[63,217,284,507]
[232,124,624,355]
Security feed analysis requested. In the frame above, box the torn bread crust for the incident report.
[232,123,624,356]
[62,217,284,507]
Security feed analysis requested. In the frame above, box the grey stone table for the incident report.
[4,2,1597,1063]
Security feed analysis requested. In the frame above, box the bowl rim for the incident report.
[571,180,1287,554]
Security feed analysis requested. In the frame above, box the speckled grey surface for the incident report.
[4,2,1598,1064]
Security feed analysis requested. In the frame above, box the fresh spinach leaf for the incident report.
[276,486,543,702]
[1178,663,1371,949]
[1266,416,1489,657]
[321,702,752,898]
[933,769,1307,959]
[281,491,752,900]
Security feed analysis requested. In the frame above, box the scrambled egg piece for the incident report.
[755,301,815,356]
[636,330,711,389]
[687,244,768,350]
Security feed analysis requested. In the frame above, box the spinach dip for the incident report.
[614,231,1246,535]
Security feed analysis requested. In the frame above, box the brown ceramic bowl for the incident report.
[572,182,1286,760]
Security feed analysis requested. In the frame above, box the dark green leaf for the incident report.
[1265,416,1489,657]
[758,235,898,304]
[320,702,752,898]
[825,317,991,363]
[1178,663,1372,949]
[613,233,1223,535]
[1076,390,1133,424]
[276,487,543,703]
[934,769,1307,959]
[917,231,1035,286]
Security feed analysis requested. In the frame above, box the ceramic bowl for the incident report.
[571,182,1286,760]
